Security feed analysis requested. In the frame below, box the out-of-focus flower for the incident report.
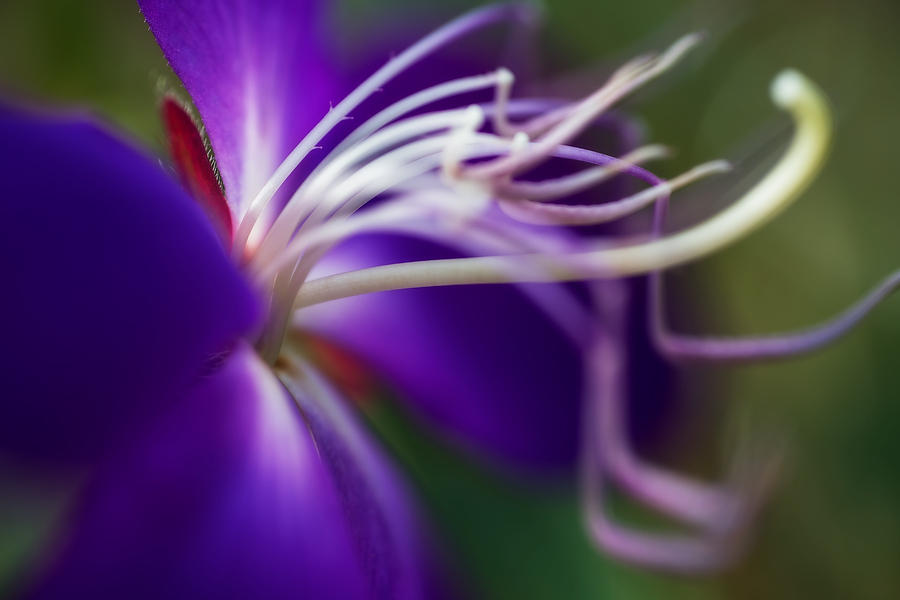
[4,1,900,596]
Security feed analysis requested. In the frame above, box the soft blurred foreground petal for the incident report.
[0,105,259,464]
[24,343,438,599]
[281,348,444,600]
[139,0,338,214]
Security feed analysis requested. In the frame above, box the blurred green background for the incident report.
[2,0,899,598]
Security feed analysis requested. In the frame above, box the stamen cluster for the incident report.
[235,26,828,369]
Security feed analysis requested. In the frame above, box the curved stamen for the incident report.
[591,286,782,530]
[651,261,900,362]
[291,70,832,308]
[644,142,900,362]
[493,143,670,202]
[465,33,704,180]
[494,46,675,141]
[498,158,729,226]
[442,105,488,179]
[579,286,781,573]
[491,67,518,136]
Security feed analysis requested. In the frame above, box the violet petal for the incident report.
[0,106,259,464]
[26,344,435,599]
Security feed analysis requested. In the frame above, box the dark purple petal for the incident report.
[299,234,585,471]
[0,105,259,463]
[25,344,436,600]
[139,0,338,215]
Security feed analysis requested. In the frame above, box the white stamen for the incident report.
[441,104,486,179]
[492,67,517,136]
[510,131,531,152]
[495,143,670,202]
[332,70,505,157]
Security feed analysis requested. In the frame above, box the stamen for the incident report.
[442,105,487,179]
[495,50,663,140]
[493,144,670,202]
[491,67,518,136]
[497,159,729,226]
[256,196,446,284]
[316,134,500,222]
[651,261,900,362]
[592,288,781,529]
[291,70,832,308]
[333,70,506,157]
[510,131,530,152]
[579,288,780,573]
[581,392,742,573]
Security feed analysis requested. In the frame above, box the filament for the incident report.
[493,144,670,201]
[497,158,729,226]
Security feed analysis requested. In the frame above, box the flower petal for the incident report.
[298,234,585,471]
[24,344,437,600]
[139,0,338,214]
[282,355,439,600]
[0,106,259,463]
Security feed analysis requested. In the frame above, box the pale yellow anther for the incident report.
[511,131,530,152]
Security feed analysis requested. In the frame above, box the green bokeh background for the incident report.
[2,0,899,598]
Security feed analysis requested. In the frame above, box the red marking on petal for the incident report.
[162,96,233,246]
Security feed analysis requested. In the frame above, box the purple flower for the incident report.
[4,1,900,594]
